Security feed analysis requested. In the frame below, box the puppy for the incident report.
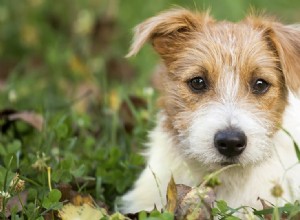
[121,8,300,214]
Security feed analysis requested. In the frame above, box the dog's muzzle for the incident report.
[214,128,247,157]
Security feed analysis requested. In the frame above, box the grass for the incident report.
[0,0,300,219]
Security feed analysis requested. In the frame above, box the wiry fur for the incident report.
[121,9,300,216]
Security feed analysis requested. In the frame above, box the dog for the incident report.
[121,8,300,215]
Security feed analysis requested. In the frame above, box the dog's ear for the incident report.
[246,17,300,94]
[126,8,212,64]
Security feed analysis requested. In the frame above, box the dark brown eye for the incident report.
[252,79,270,94]
[188,77,207,92]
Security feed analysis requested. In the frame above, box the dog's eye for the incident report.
[188,77,207,92]
[252,79,270,94]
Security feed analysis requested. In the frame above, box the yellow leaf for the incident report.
[71,194,94,206]
[58,203,106,220]
[166,175,177,213]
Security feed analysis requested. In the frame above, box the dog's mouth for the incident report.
[220,158,240,166]
[220,161,235,166]
[207,159,241,171]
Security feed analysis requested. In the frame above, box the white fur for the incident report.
[121,92,300,214]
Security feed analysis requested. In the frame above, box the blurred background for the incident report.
[1,0,300,110]
[0,0,300,213]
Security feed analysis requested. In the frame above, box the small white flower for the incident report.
[0,191,11,199]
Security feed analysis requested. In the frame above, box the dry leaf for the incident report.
[166,175,177,213]
[0,109,44,132]
[258,197,273,210]
[176,184,192,205]
[57,183,95,206]
[176,186,214,220]
[58,203,106,220]
[258,198,274,220]
[71,194,94,206]
[57,182,111,213]
[8,111,44,131]
[5,191,28,217]
[165,176,215,220]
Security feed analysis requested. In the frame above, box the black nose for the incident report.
[214,129,247,157]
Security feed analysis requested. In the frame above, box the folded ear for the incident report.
[246,17,300,94]
[126,8,212,64]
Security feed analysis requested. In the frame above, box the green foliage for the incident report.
[42,189,63,210]
[138,211,174,220]
[212,200,239,219]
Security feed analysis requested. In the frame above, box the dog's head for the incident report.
[127,9,300,166]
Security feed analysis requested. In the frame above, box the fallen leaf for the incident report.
[175,184,192,210]
[166,175,177,213]
[57,183,93,206]
[5,191,28,217]
[257,198,274,220]
[56,184,112,220]
[58,203,106,220]
[57,183,109,211]
[164,176,215,220]
[258,197,273,210]
[0,109,44,132]
[71,194,94,206]
[176,186,214,220]
[8,111,44,131]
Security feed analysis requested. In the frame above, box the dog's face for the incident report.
[128,9,300,166]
